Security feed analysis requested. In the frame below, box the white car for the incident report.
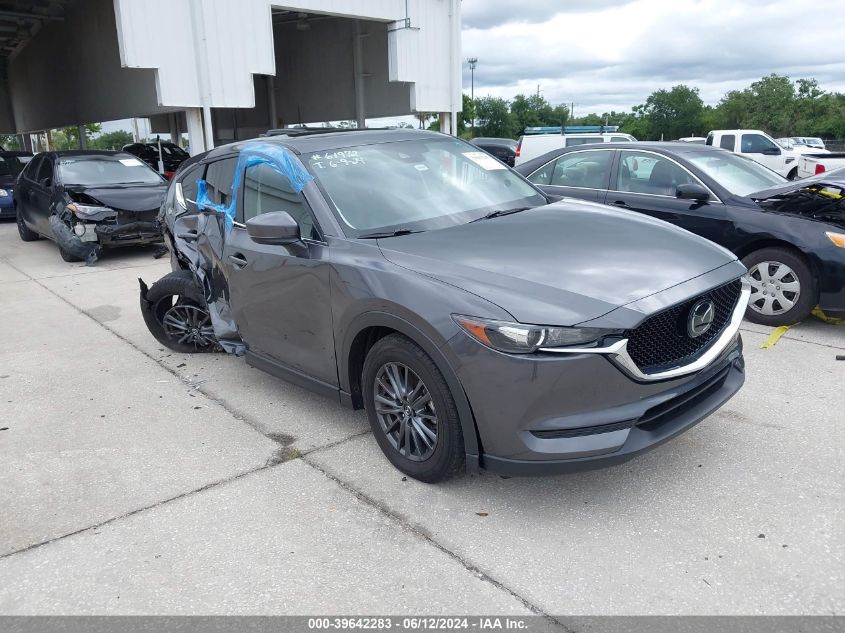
[777,138,829,156]
[515,132,636,165]
[790,136,827,151]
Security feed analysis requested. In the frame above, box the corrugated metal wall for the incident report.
[113,0,460,115]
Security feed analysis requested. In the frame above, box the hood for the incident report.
[752,181,845,228]
[67,184,168,212]
[378,201,737,325]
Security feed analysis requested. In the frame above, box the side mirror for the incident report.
[39,177,52,188]
[676,183,710,202]
[246,211,300,245]
[761,146,781,156]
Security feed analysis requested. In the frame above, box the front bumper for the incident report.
[446,327,745,476]
[95,221,162,246]
[814,245,845,312]
[483,350,744,476]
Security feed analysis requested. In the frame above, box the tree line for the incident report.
[457,74,845,141]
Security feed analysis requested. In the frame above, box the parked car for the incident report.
[141,129,748,482]
[516,142,845,326]
[790,137,826,151]
[0,151,34,219]
[776,138,829,156]
[515,132,636,166]
[122,141,190,179]
[678,137,707,144]
[14,150,167,264]
[796,152,845,179]
[470,137,517,166]
[706,129,799,179]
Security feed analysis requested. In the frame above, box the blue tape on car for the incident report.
[195,143,314,233]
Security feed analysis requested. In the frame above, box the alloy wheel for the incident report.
[373,362,438,462]
[161,303,216,349]
[747,261,801,316]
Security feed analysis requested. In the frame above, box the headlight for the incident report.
[453,315,618,354]
[826,232,845,248]
[67,203,116,220]
[0,189,8,197]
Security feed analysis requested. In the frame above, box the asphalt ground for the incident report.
[0,220,842,616]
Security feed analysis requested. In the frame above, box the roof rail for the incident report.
[260,127,392,138]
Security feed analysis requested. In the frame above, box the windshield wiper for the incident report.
[357,228,423,239]
[469,206,533,223]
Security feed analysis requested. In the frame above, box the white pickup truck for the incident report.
[796,153,845,179]
[706,129,800,179]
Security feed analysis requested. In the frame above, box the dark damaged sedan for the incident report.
[516,142,845,326]
[15,150,166,264]
[141,129,749,482]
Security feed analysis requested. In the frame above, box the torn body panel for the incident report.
[151,143,315,355]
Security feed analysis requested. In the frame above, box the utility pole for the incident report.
[467,57,477,137]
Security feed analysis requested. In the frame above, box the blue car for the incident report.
[0,151,34,218]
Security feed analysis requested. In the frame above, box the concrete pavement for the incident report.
[0,220,843,616]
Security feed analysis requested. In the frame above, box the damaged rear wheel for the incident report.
[140,270,217,353]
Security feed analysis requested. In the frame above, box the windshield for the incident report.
[307,137,547,236]
[0,155,33,177]
[58,155,163,186]
[686,151,785,197]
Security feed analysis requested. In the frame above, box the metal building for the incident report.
[0,0,462,153]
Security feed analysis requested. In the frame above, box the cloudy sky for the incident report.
[460,0,845,115]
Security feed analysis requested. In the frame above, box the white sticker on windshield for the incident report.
[462,151,506,171]
[119,158,144,167]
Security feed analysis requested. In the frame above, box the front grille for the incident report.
[624,280,742,374]
[116,209,158,224]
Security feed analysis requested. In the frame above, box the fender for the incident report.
[339,311,480,473]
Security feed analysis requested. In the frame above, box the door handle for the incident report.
[611,200,629,207]
[228,253,248,269]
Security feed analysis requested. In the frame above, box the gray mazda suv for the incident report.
[140,129,749,482]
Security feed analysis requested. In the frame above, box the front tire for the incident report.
[742,247,815,326]
[141,270,217,353]
[16,209,39,242]
[362,334,465,483]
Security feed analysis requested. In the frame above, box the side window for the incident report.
[204,157,239,206]
[35,157,53,186]
[565,136,601,147]
[24,155,43,181]
[616,151,695,196]
[544,150,613,189]
[176,163,205,214]
[241,162,319,240]
[741,134,777,154]
[719,134,735,151]
[610,136,630,143]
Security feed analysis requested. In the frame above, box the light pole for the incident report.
[467,57,478,137]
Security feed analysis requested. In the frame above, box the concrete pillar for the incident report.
[168,113,180,145]
[439,112,450,135]
[202,106,215,150]
[353,21,367,129]
[20,134,32,152]
[185,108,207,156]
[78,125,87,149]
[266,75,277,130]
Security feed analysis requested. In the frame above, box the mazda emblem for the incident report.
[687,300,715,338]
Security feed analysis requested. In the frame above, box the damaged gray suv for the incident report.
[140,129,749,482]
